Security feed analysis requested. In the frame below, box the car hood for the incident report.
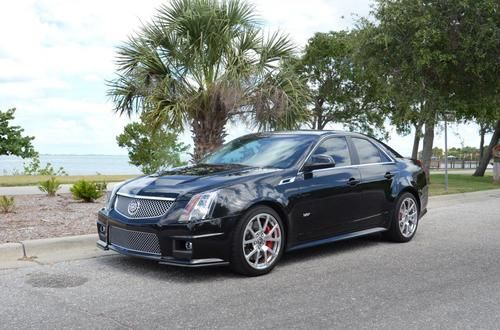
[117,163,280,200]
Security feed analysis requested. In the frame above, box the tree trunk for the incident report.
[479,123,486,160]
[191,111,228,162]
[311,99,324,130]
[421,120,435,181]
[473,119,500,177]
[411,121,423,160]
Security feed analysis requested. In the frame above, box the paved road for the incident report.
[1,190,499,329]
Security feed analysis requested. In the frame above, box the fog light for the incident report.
[185,241,192,250]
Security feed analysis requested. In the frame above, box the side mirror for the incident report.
[303,154,336,172]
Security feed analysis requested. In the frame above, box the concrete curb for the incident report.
[0,242,24,262]
[21,234,98,257]
[0,234,110,269]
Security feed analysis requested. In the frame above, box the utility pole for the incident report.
[444,116,448,192]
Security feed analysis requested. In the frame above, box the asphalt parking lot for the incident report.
[1,190,499,329]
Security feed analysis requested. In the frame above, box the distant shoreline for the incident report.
[0,154,142,176]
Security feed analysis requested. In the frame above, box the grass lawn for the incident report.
[0,174,136,187]
[1,173,498,196]
[429,173,499,196]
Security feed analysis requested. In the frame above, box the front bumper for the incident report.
[97,209,238,267]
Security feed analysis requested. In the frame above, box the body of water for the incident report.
[0,155,142,176]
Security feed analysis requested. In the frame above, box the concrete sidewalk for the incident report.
[0,182,119,196]
[430,168,494,175]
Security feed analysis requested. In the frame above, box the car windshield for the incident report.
[201,134,316,169]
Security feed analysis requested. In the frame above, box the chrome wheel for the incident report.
[398,197,418,238]
[242,213,282,270]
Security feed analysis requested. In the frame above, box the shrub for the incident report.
[95,181,108,194]
[38,177,61,197]
[70,180,105,202]
[116,119,188,174]
[0,196,15,213]
[23,155,68,176]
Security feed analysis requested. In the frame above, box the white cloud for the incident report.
[0,0,488,156]
[254,0,372,47]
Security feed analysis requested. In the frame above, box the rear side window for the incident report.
[352,138,384,164]
[313,137,351,167]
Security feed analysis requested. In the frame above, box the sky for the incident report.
[0,0,489,157]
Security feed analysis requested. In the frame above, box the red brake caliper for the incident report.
[264,225,274,249]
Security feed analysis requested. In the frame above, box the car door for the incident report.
[349,137,398,229]
[292,136,362,241]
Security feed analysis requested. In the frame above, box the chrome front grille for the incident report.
[109,226,161,255]
[114,194,174,219]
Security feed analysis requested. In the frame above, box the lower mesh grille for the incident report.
[109,226,161,255]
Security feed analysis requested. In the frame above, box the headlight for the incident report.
[106,181,124,210]
[179,191,218,223]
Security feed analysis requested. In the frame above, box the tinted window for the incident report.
[379,149,392,162]
[313,137,351,167]
[202,135,316,169]
[352,138,383,164]
[372,138,402,159]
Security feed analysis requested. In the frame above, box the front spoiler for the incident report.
[96,239,229,268]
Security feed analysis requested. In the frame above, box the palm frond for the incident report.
[108,0,307,138]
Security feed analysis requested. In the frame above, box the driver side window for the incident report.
[313,137,351,167]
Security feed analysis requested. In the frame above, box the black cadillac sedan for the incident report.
[97,131,428,276]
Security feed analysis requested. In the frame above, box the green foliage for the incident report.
[70,180,106,202]
[0,196,15,213]
[356,0,499,170]
[94,181,107,194]
[432,147,444,159]
[23,154,68,176]
[117,115,188,174]
[359,0,499,126]
[0,108,36,158]
[295,31,388,137]
[448,146,484,160]
[108,0,310,160]
[427,146,482,160]
[38,177,61,197]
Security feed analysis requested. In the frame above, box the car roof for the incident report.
[239,130,404,159]
[252,130,369,138]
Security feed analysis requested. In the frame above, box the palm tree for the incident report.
[108,0,309,161]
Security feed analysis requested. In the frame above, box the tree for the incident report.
[117,117,188,174]
[432,147,443,159]
[108,0,309,161]
[0,108,36,158]
[359,1,451,172]
[478,120,494,160]
[474,120,500,177]
[359,0,499,174]
[465,103,499,176]
[296,31,387,136]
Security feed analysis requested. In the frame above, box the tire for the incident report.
[230,206,285,276]
[384,192,419,242]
